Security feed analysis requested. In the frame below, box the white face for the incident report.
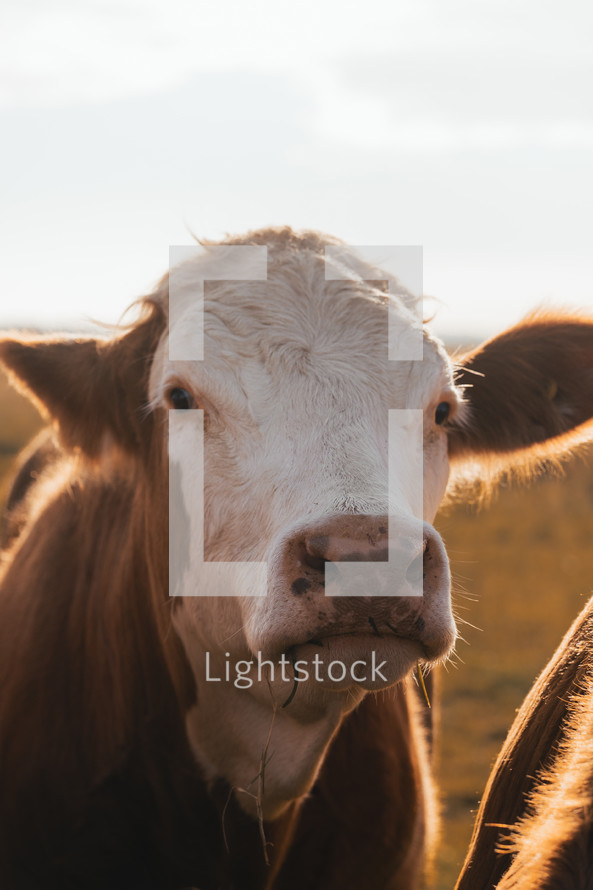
[149,242,462,815]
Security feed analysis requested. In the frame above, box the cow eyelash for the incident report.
[166,386,195,410]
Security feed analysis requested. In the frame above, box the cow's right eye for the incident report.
[434,401,451,425]
[168,387,194,410]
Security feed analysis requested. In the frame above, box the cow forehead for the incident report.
[151,244,455,411]
[169,241,416,343]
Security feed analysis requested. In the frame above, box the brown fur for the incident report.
[448,312,593,501]
[0,294,433,889]
[272,687,434,890]
[0,427,60,548]
[0,304,222,888]
[0,299,165,459]
[455,597,593,890]
[450,312,593,456]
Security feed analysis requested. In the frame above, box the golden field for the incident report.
[1,369,592,888]
[433,462,593,887]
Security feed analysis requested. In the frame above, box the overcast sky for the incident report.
[1,0,592,342]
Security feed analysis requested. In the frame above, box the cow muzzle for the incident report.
[251,514,456,691]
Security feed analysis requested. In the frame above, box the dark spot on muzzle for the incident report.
[291,577,312,596]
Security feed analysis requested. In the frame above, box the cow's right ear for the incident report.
[447,312,593,467]
[0,301,166,457]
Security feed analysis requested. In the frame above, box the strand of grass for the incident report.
[417,662,432,709]
[281,646,299,708]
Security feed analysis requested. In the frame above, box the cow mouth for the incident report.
[256,616,453,697]
[298,618,430,658]
[247,603,456,700]
[275,631,427,694]
[280,611,453,664]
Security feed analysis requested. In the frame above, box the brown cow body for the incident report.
[456,594,593,890]
[2,228,593,889]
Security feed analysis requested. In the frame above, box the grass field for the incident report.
[433,457,593,886]
[1,368,592,888]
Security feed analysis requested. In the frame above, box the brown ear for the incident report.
[448,313,593,460]
[0,301,166,457]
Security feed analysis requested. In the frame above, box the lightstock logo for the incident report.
[168,243,425,599]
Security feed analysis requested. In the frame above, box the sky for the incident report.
[1,0,592,343]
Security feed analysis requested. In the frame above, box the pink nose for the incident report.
[276,514,452,655]
[298,520,424,589]
[286,514,433,598]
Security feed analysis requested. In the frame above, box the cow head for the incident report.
[148,233,461,814]
[3,227,593,819]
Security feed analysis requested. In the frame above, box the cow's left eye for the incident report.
[434,401,451,425]
[168,387,194,410]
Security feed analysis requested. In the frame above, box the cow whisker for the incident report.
[221,625,246,645]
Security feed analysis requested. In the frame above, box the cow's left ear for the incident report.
[0,301,166,457]
[448,313,593,461]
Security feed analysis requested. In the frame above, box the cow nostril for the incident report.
[302,535,329,573]
[406,553,424,586]
[305,554,326,573]
[302,550,327,573]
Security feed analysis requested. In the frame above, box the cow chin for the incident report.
[195,625,456,822]
[241,614,456,720]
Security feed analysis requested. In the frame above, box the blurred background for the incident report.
[2,1,593,886]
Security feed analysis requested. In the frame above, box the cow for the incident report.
[455,593,593,889]
[1,226,593,890]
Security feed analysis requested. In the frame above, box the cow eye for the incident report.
[168,387,195,410]
[434,401,451,425]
